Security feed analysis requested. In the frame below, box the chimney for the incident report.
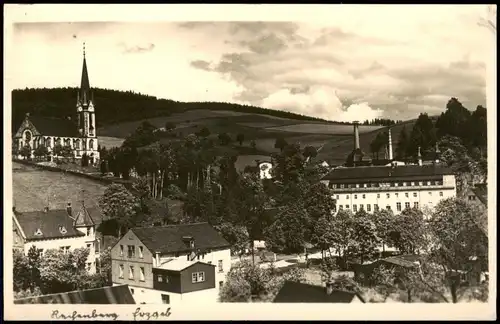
[388,128,393,160]
[155,252,160,267]
[326,282,334,295]
[66,202,72,216]
[417,146,423,166]
[353,121,360,150]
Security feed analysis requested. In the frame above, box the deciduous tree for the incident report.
[98,183,140,237]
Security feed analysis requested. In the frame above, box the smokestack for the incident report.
[417,146,423,166]
[388,128,393,160]
[353,121,360,150]
[66,202,72,216]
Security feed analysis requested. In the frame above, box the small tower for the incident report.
[417,146,423,166]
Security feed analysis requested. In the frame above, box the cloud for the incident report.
[190,59,212,71]
[120,42,155,54]
[11,7,490,122]
[262,85,383,122]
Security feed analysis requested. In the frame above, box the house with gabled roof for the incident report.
[12,201,100,273]
[273,281,365,303]
[110,222,231,304]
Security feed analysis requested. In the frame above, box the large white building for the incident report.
[321,164,457,215]
[12,201,100,273]
[321,122,457,215]
[13,44,100,163]
[110,223,232,304]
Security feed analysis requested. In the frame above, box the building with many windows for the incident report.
[110,222,231,304]
[13,44,100,163]
[321,164,456,215]
[12,201,100,273]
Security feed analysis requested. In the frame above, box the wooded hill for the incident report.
[11,87,340,131]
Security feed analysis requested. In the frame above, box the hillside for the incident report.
[11,87,412,167]
[11,87,338,131]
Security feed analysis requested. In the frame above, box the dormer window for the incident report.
[59,226,67,234]
[34,228,43,236]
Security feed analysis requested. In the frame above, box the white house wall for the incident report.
[23,232,99,274]
[124,285,218,305]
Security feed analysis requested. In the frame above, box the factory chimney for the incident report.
[388,127,393,160]
[353,121,360,150]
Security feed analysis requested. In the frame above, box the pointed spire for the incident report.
[79,42,91,105]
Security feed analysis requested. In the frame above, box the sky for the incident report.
[8,5,494,122]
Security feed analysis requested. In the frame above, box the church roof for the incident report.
[73,203,95,227]
[28,115,80,138]
[14,208,85,241]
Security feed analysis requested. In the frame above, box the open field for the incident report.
[12,162,107,212]
[265,123,383,135]
[97,108,423,168]
[99,136,125,149]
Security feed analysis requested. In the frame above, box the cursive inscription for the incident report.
[51,309,119,321]
[132,307,172,321]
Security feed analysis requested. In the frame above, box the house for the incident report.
[110,222,231,304]
[464,183,487,208]
[14,284,135,304]
[273,281,365,303]
[12,201,100,273]
[352,255,421,286]
[13,43,99,163]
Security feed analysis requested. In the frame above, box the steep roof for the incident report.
[273,281,365,303]
[14,284,135,304]
[14,208,85,241]
[472,184,487,205]
[322,164,454,182]
[131,222,230,254]
[73,203,95,227]
[28,115,80,137]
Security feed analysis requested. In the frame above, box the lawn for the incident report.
[265,123,384,135]
[12,162,107,212]
[99,136,125,149]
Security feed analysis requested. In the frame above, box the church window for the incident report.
[89,139,94,150]
[75,139,81,150]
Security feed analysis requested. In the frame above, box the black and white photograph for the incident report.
[4,4,496,320]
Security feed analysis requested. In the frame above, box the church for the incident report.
[13,44,100,163]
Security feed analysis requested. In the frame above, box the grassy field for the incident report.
[97,108,422,168]
[12,162,107,212]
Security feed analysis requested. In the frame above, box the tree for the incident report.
[370,209,395,253]
[13,249,31,292]
[52,144,64,162]
[392,207,427,254]
[395,126,409,160]
[60,145,74,163]
[100,159,108,175]
[330,210,357,270]
[20,145,32,160]
[26,245,42,291]
[196,126,211,138]
[33,145,49,161]
[303,145,318,160]
[303,182,335,221]
[311,216,336,259]
[427,197,488,303]
[263,202,311,255]
[98,183,139,238]
[218,133,232,146]
[81,153,89,167]
[214,222,249,257]
[271,142,305,185]
[236,133,245,146]
[39,247,90,294]
[165,122,176,132]
[351,210,381,264]
[274,137,288,152]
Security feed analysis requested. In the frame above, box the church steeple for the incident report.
[79,42,91,106]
